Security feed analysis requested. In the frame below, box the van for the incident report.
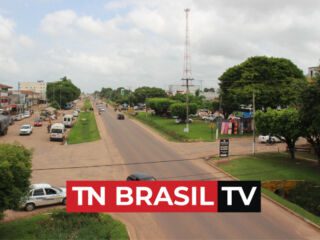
[50,123,65,141]
[63,114,73,128]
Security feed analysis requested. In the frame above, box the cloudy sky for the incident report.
[0,0,320,92]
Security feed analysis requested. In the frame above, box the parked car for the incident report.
[175,118,193,124]
[258,135,282,143]
[20,183,66,211]
[14,114,23,121]
[20,124,33,135]
[23,111,31,118]
[117,113,125,120]
[73,110,79,117]
[33,118,43,127]
[127,173,156,181]
[50,123,66,141]
[63,114,73,128]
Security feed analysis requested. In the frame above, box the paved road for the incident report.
[101,108,320,240]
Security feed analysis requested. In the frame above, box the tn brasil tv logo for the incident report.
[67,181,261,213]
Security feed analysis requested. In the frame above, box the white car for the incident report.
[20,183,66,211]
[23,111,31,118]
[20,124,33,135]
[73,110,79,117]
[258,135,282,143]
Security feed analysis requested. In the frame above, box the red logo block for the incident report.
[67,181,218,212]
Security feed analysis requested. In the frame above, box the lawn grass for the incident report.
[134,112,217,141]
[218,153,320,182]
[67,111,100,144]
[0,210,129,240]
[218,153,320,226]
[82,98,92,111]
[134,112,251,142]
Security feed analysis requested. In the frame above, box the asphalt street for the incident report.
[101,107,320,240]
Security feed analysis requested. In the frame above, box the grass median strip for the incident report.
[0,210,129,240]
[217,153,320,226]
[134,112,217,142]
[67,111,100,144]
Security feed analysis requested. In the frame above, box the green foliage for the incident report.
[300,77,320,163]
[0,143,32,219]
[135,112,216,142]
[146,98,176,115]
[46,76,81,108]
[68,112,100,144]
[170,93,204,106]
[99,86,166,105]
[255,108,302,159]
[170,103,198,121]
[219,56,306,114]
[287,182,320,217]
[219,153,320,226]
[0,210,129,239]
[133,86,167,103]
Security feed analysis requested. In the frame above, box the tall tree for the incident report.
[255,108,302,159]
[300,76,320,164]
[134,87,167,103]
[46,76,81,108]
[0,144,32,219]
[219,56,306,114]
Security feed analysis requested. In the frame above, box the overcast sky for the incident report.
[0,0,320,92]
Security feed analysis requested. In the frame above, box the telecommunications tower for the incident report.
[182,8,193,133]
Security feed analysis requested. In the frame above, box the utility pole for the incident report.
[252,91,256,155]
[182,8,194,133]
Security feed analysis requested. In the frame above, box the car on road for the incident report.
[127,173,156,181]
[258,135,282,143]
[117,113,125,120]
[33,118,43,127]
[20,124,33,135]
[20,183,66,211]
[50,123,65,141]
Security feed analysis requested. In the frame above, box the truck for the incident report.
[0,115,10,136]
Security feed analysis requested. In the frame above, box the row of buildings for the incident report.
[0,81,47,113]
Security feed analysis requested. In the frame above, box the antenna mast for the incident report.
[182,8,193,133]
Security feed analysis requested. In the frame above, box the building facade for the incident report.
[19,80,47,102]
[0,83,13,108]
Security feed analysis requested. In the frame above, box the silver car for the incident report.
[21,183,66,211]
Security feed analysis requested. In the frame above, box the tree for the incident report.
[170,103,198,121]
[219,56,306,114]
[300,76,320,164]
[0,143,32,219]
[255,108,302,159]
[134,87,167,103]
[146,98,176,116]
[46,76,81,109]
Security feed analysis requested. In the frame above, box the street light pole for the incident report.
[252,91,256,156]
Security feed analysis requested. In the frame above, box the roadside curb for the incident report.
[206,159,320,231]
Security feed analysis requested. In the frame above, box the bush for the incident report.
[286,181,320,216]
[146,98,176,116]
[37,210,128,239]
[0,143,32,219]
[170,103,198,121]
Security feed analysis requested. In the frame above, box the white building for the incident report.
[19,80,47,102]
